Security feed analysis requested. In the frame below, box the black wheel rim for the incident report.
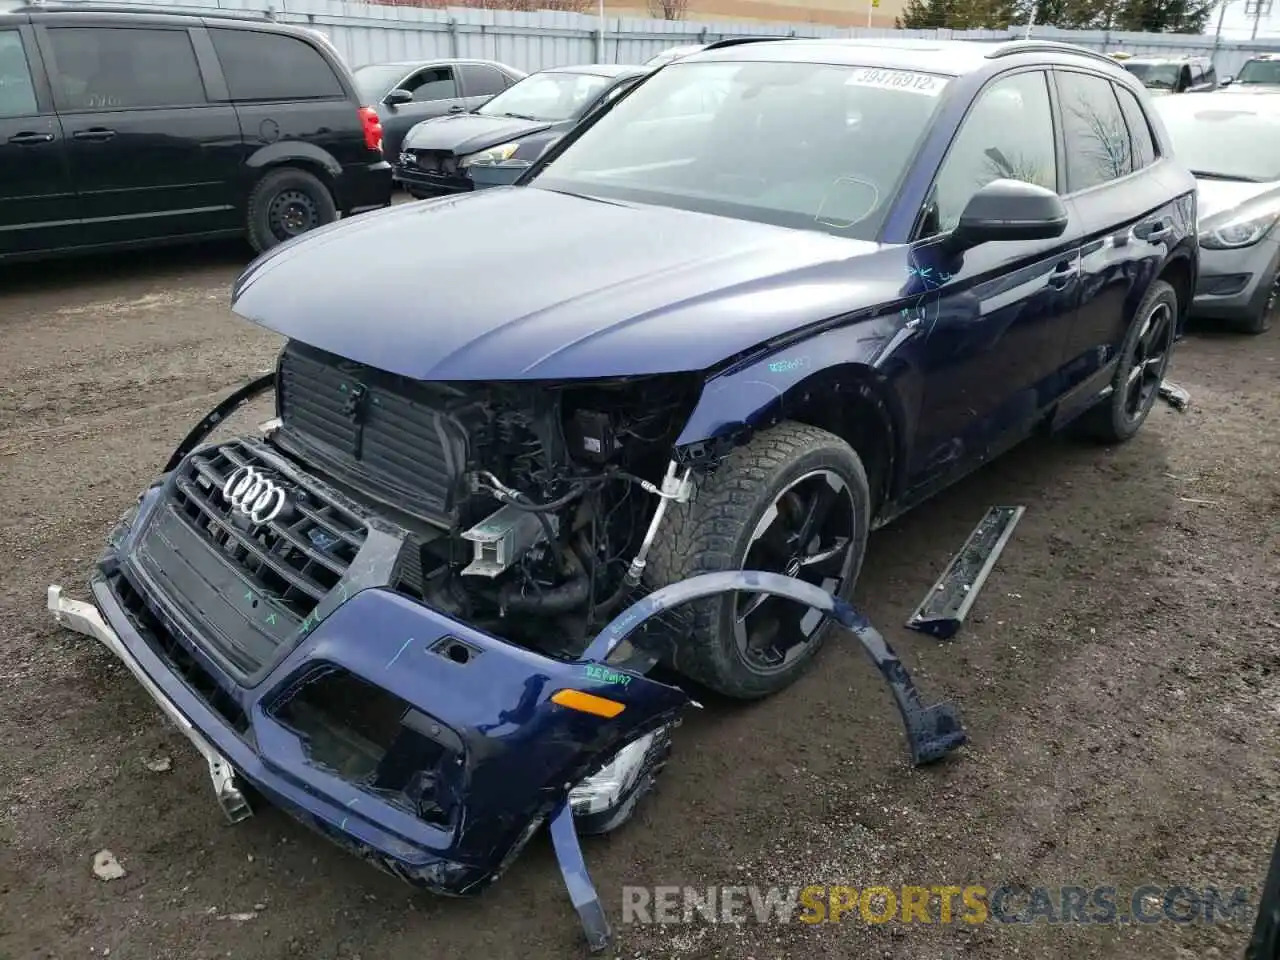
[1123,300,1173,420]
[268,188,319,241]
[734,469,858,674]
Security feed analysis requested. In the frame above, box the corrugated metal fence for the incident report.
[95,0,1280,76]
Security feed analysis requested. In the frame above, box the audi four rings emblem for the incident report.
[222,466,288,524]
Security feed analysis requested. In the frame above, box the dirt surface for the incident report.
[1,242,1277,960]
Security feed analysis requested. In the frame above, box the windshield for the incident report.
[531,60,951,241]
[1124,62,1182,89]
[352,64,414,103]
[1237,58,1280,85]
[1154,100,1280,181]
[477,71,614,122]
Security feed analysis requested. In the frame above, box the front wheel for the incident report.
[246,167,338,254]
[1078,278,1178,443]
[646,422,871,700]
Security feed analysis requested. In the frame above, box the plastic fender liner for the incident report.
[586,570,969,766]
[163,372,275,473]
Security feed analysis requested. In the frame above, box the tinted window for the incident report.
[210,29,343,101]
[535,61,952,241]
[928,71,1057,235]
[459,63,508,98]
[1056,70,1132,191]
[49,28,206,110]
[403,65,456,101]
[1114,84,1156,168]
[0,30,37,118]
[1190,64,1204,84]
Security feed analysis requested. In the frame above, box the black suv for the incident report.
[0,3,392,261]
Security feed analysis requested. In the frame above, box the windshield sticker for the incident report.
[846,68,945,96]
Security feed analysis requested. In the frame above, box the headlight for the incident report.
[459,141,524,168]
[1200,210,1280,250]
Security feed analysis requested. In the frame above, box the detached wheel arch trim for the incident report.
[584,570,969,766]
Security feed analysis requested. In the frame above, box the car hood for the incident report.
[231,187,891,381]
[1195,177,1280,221]
[401,113,557,156]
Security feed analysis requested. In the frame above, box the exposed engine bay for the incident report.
[268,340,703,659]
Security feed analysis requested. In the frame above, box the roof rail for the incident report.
[12,0,272,19]
[701,36,793,50]
[987,39,1124,68]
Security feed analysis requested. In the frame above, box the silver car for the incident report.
[1154,90,1280,334]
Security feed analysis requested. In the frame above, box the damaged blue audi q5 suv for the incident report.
[50,35,1197,952]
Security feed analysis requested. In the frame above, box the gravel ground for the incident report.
[1,241,1277,960]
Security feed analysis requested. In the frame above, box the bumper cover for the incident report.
[1191,236,1280,321]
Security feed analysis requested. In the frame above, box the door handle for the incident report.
[1047,260,1079,289]
[1134,219,1173,243]
[8,131,54,145]
[72,127,117,142]
[448,105,466,113]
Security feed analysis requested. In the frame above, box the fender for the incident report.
[245,140,343,181]
[672,310,923,503]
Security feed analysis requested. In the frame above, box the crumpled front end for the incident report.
[53,447,690,901]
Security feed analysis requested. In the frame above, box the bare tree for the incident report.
[647,0,689,19]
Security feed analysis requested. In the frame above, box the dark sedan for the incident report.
[393,63,647,198]
[352,58,527,160]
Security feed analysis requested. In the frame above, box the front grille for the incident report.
[135,440,367,679]
[111,574,250,735]
[276,341,483,526]
[407,149,460,177]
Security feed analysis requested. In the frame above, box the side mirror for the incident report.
[946,179,1068,253]
[385,88,414,106]
[1222,75,1234,86]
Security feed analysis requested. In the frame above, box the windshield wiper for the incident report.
[1189,169,1262,182]
[499,112,542,121]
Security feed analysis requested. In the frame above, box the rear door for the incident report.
[35,18,244,244]
[1050,68,1181,415]
[0,23,80,256]
[457,62,510,111]
[905,68,1084,499]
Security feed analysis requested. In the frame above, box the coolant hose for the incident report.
[500,547,591,614]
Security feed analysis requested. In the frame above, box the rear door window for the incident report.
[459,63,508,98]
[210,28,344,101]
[48,27,207,110]
[1113,83,1156,169]
[0,29,38,118]
[1055,69,1133,190]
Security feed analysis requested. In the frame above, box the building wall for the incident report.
[609,0,902,28]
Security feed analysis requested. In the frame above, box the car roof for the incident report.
[683,37,1127,78]
[1124,55,1206,65]
[538,63,648,78]
[354,58,515,70]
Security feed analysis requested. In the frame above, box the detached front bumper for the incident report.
[48,417,967,951]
